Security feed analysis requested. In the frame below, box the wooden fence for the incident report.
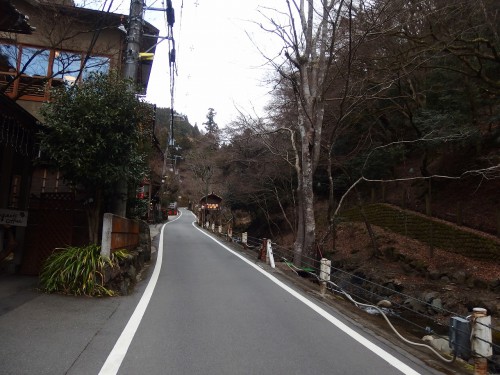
[101,213,139,257]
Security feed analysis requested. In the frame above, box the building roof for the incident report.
[0,93,41,129]
[199,193,223,204]
[9,1,159,52]
[0,0,34,34]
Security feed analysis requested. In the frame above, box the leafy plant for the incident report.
[39,244,130,296]
[127,197,149,219]
[39,71,153,243]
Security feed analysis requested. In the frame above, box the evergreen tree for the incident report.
[203,108,218,134]
[40,71,152,243]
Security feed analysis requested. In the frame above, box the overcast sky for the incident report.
[142,1,282,128]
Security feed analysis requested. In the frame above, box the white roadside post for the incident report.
[319,258,331,296]
[471,307,492,375]
[242,232,248,246]
[266,240,275,268]
[101,213,113,258]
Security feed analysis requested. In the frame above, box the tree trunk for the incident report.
[293,124,318,267]
[294,184,305,266]
[326,147,337,250]
[355,187,379,258]
[302,149,317,266]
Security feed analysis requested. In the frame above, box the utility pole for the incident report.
[124,0,144,83]
[112,0,144,217]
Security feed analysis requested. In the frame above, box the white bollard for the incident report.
[320,258,331,281]
[242,232,248,245]
[266,240,275,268]
[319,258,331,296]
[471,307,492,375]
[101,213,113,258]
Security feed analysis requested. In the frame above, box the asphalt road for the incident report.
[101,209,440,375]
[0,209,444,374]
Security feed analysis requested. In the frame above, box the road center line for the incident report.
[192,222,421,375]
[99,212,182,375]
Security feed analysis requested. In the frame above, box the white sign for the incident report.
[0,209,29,227]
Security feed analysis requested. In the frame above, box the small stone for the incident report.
[404,298,426,314]
[127,265,137,280]
[377,299,392,308]
[488,279,500,291]
[423,291,439,303]
[452,271,467,284]
[422,335,452,355]
[431,298,443,312]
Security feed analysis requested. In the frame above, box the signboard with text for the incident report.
[0,209,29,227]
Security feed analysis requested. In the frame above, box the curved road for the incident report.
[97,208,439,375]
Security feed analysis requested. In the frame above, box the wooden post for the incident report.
[259,239,267,262]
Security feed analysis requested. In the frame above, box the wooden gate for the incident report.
[20,193,87,275]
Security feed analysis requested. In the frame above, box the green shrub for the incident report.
[39,244,130,296]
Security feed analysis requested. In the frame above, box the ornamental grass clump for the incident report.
[39,244,130,297]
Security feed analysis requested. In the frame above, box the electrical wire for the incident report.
[280,258,457,363]
[76,0,114,82]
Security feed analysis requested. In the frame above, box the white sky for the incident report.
[142,1,282,128]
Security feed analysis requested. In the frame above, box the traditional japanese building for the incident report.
[0,0,159,274]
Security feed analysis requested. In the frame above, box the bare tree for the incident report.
[256,0,357,265]
[222,112,298,239]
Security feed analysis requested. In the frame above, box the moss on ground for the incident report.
[340,203,500,262]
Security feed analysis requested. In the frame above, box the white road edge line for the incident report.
[98,211,183,375]
[192,222,421,375]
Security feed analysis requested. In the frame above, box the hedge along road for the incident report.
[99,208,441,375]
